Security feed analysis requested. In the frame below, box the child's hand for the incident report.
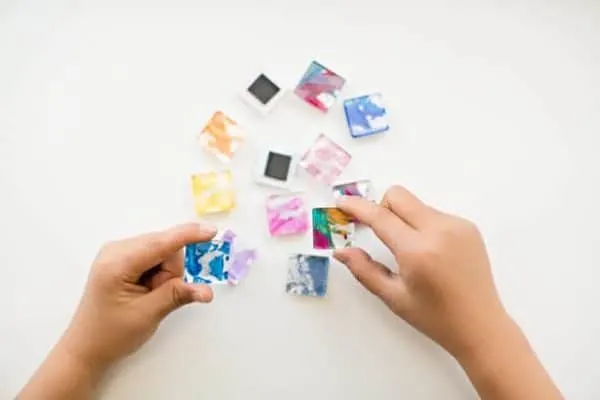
[61,223,216,369]
[335,186,507,358]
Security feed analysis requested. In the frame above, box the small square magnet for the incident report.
[294,61,345,112]
[191,170,235,215]
[312,207,355,249]
[266,193,309,236]
[332,179,374,200]
[286,254,330,297]
[299,134,351,185]
[198,111,245,163]
[184,231,234,285]
[255,147,298,189]
[343,93,389,138]
[241,71,285,114]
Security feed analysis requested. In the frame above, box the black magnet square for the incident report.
[248,74,281,105]
[264,151,292,181]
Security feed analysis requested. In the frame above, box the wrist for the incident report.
[56,330,111,380]
[451,311,530,374]
[448,305,517,362]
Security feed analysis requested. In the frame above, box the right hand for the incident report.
[334,186,509,358]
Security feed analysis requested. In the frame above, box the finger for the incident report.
[381,186,435,229]
[138,251,185,290]
[146,269,173,290]
[160,249,184,277]
[120,223,216,278]
[334,248,405,305]
[144,278,214,320]
[148,250,185,289]
[336,196,415,254]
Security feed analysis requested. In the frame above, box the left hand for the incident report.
[59,223,216,369]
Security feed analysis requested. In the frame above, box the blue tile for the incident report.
[184,239,232,284]
[344,93,389,138]
[286,254,330,297]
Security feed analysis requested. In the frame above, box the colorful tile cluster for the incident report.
[184,230,256,285]
[191,171,235,216]
[343,93,389,138]
[185,59,388,297]
[199,111,245,163]
[299,134,352,185]
[266,193,309,236]
[286,254,330,297]
[294,61,346,112]
[312,207,355,250]
[333,180,374,200]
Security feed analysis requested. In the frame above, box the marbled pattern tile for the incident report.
[312,207,355,249]
[184,237,233,285]
[299,134,351,185]
[266,193,309,236]
[332,180,373,200]
[294,61,345,112]
[286,254,330,297]
[191,171,235,215]
[343,93,389,138]
[227,249,257,285]
[198,111,245,163]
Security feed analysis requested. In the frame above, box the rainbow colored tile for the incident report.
[312,207,355,250]
[294,61,345,112]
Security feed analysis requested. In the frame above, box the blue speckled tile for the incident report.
[343,93,389,138]
[286,254,330,297]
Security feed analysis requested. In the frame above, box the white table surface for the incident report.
[1,1,599,399]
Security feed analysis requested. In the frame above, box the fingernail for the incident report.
[192,286,214,303]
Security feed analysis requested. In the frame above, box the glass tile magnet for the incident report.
[184,230,257,285]
[312,207,355,249]
[266,193,309,236]
[198,111,245,163]
[343,93,389,138]
[332,180,374,200]
[286,254,330,297]
[228,249,257,285]
[184,231,234,285]
[255,148,298,189]
[294,61,345,112]
[191,171,235,216]
[299,134,351,185]
[241,72,285,114]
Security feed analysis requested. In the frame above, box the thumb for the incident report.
[144,278,214,320]
[334,248,400,305]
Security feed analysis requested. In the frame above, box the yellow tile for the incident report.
[191,171,235,215]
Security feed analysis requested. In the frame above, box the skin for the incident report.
[334,186,563,400]
[19,223,217,400]
[18,186,563,399]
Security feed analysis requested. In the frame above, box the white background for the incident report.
[1,0,599,399]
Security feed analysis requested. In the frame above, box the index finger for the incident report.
[118,223,217,278]
[336,196,415,254]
